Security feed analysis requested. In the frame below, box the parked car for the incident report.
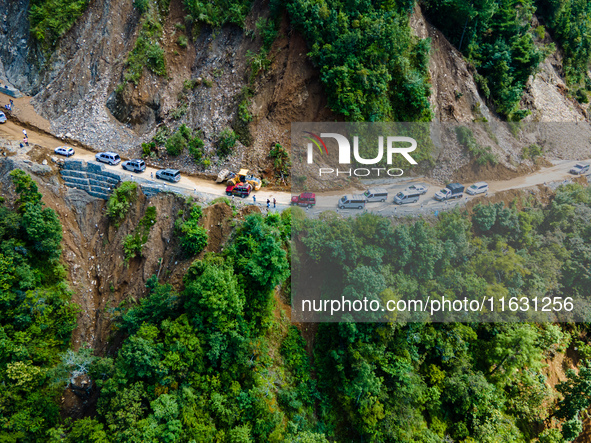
[122,159,146,173]
[0,111,6,123]
[338,195,366,210]
[95,151,121,165]
[226,182,252,198]
[434,183,464,201]
[54,146,74,157]
[570,163,590,175]
[156,168,181,183]
[393,190,421,205]
[291,192,316,208]
[466,181,489,195]
[404,184,428,195]
[363,188,388,202]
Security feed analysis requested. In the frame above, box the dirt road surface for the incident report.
[1,113,589,216]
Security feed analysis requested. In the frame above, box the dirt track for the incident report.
[1,110,589,215]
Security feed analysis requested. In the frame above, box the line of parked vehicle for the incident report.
[54,147,182,183]
[290,181,492,210]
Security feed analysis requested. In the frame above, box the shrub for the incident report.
[141,141,156,157]
[177,34,188,48]
[179,205,208,256]
[153,125,170,146]
[123,206,156,265]
[238,99,252,123]
[455,126,499,166]
[107,182,138,228]
[170,103,188,120]
[522,144,543,160]
[165,130,187,156]
[216,128,237,158]
[133,0,149,13]
[269,143,291,177]
[124,232,144,264]
[30,0,90,49]
[188,136,205,162]
[576,88,589,104]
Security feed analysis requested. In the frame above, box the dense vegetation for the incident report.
[0,171,78,440]
[29,0,89,49]
[291,183,591,441]
[537,0,591,95]
[423,0,552,120]
[286,0,433,122]
[3,168,591,442]
[50,212,295,442]
[183,0,254,28]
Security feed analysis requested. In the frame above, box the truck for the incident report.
[291,192,316,208]
[434,183,464,201]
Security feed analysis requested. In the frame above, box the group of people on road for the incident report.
[252,195,277,209]
[19,129,28,147]
[3,99,13,112]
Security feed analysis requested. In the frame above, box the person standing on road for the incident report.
[23,137,28,146]
[273,198,276,208]
[253,195,256,204]
[150,172,153,179]
[22,129,27,137]
[267,199,270,208]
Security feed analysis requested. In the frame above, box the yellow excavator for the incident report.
[226,168,262,191]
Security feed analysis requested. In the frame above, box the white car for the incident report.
[570,163,590,175]
[466,181,489,195]
[54,146,75,157]
[404,184,428,195]
[95,151,121,165]
[0,111,6,123]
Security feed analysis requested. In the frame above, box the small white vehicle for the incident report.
[405,184,428,195]
[54,146,74,157]
[0,111,6,123]
[95,151,121,165]
[393,190,421,205]
[122,159,146,173]
[363,188,388,202]
[156,168,181,183]
[338,195,366,210]
[466,182,489,195]
[570,163,590,175]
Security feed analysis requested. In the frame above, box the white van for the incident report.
[95,151,121,165]
[466,182,489,195]
[338,195,366,209]
[363,188,388,203]
[393,190,420,205]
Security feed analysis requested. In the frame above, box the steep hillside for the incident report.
[1,0,590,187]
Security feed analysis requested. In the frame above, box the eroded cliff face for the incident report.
[1,0,588,184]
[0,0,332,179]
[0,0,42,93]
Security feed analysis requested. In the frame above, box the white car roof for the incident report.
[473,181,488,187]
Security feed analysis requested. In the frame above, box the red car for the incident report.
[226,182,253,198]
[291,192,316,208]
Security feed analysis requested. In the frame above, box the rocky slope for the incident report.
[1,0,589,184]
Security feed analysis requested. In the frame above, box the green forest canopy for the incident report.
[2,170,590,442]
